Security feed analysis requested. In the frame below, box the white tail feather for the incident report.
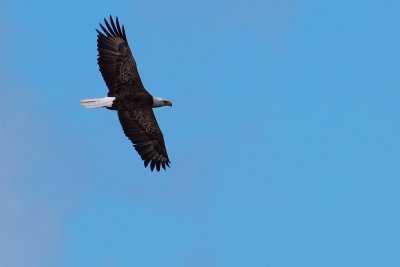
[80,97,115,108]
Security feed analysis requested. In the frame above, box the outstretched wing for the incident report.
[96,16,146,96]
[118,108,171,171]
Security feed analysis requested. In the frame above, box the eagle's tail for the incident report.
[80,97,115,108]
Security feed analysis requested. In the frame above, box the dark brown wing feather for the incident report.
[118,108,171,171]
[96,16,146,96]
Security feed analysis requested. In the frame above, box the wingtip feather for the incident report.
[150,160,156,171]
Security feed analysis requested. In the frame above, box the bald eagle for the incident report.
[81,16,172,172]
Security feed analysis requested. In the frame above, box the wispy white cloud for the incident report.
[0,182,63,267]
[0,70,88,267]
[0,82,64,266]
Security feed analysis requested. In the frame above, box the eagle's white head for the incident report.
[153,97,173,108]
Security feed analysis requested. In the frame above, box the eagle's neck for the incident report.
[152,97,165,108]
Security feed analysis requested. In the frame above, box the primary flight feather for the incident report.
[81,16,172,172]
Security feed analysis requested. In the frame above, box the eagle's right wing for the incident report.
[96,16,147,96]
[118,108,171,171]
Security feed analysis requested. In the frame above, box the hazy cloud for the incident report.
[0,71,88,267]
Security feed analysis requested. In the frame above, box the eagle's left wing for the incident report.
[118,108,171,171]
[96,16,147,96]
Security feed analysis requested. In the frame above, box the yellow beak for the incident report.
[164,100,173,107]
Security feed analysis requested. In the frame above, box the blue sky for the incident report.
[1,0,399,266]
